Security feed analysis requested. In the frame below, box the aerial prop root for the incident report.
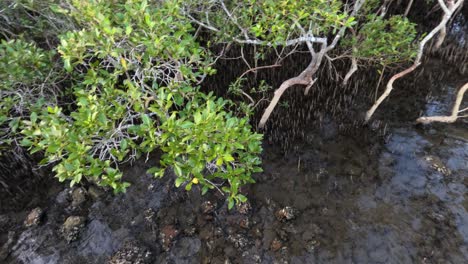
[416,82,468,124]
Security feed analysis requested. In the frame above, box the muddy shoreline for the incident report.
[0,57,467,263]
[1,119,466,263]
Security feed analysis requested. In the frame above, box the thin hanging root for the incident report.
[364,0,464,123]
[416,82,468,124]
[404,0,414,17]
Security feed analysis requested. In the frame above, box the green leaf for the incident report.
[121,139,128,151]
[201,186,209,195]
[237,194,247,203]
[173,164,182,176]
[228,198,235,210]
[175,177,184,188]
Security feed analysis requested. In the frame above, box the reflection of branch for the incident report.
[365,0,464,122]
[416,82,468,124]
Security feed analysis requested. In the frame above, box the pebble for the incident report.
[71,188,87,207]
[236,201,252,215]
[61,216,86,243]
[108,240,152,264]
[228,234,249,249]
[239,217,250,229]
[201,201,215,214]
[24,207,44,227]
[270,237,282,252]
[275,206,297,221]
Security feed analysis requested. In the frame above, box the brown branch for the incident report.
[416,82,468,124]
[258,76,311,128]
[257,0,366,128]
[365,0,464,123]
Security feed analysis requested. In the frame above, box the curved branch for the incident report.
[416,82,468,124]
[258,76,311,128]
[365,0,464,123]
[257,0,366,128]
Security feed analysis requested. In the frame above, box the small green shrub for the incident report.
[0,39,60,146]
[17,0,263,206]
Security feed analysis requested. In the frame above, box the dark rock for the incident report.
[24,207,44,227]
[0,215,9,232]
[170,237,201,260]
[56,188,70,205]
[88,185,104,200]
[0,231,15,260]
[62,216,86,243]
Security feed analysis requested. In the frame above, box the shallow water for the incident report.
[1,73,467,263]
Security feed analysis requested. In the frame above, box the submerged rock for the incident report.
[227,234,250,249]
[24,207,44,227]
[201,201,215,215]
[239,217,250,229]
[270,237,282,252]
[143,208,156,223]
[169,237,201,261]
[108,240,152,264]
[424,155,451,176]
[61,216,86,243]
[71,188,87,207]
[236,201,252,215]
[275,206,297,222]
[160,225,179,251]
[0,215,9,232]
[88,185,104,200]
[0,231,15,260]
